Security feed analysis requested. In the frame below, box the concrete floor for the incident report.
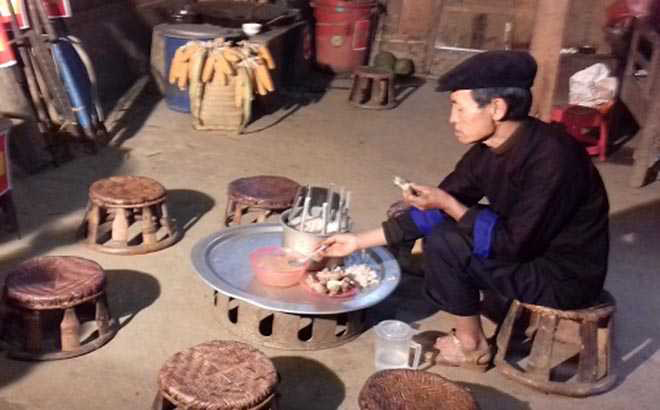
[0,78,659,410]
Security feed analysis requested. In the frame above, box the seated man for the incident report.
[321,50,610,371]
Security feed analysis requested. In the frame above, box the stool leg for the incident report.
[525,314,558,381]
[95,293,113,336]
[24,309,42,353]
[495,300,521,362]
[359,77,370,104]
[87,204,101,245]
[111,208,129,246]
[234,204,246,225]
[256,209,272,224]
[370,78,380,105]
[598,120,608,161]
[388,76,395,108]
[378,79,388,105]
[61,307,81,352]
[577,319,599,383]
[141,205,158,245]
[599,315,614,380]
[159,202,175,237]
[224,198,234,227]
[152,392,176,410]
[349,74,360,102]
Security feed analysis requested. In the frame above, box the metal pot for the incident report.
[280,208,328,256]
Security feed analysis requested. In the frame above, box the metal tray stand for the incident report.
[192,224,401,350]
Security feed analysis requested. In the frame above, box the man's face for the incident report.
[449,90,496,144]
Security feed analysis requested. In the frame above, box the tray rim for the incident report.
[191,223,401,314]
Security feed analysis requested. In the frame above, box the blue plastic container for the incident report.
[159,24,240,112]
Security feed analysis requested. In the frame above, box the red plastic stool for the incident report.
[551,102,614,161]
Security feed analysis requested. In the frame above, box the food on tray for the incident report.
[304,264,380,297]
[393,176,419,196]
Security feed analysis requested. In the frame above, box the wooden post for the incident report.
[529,0,571,121]
[60,307,81,351]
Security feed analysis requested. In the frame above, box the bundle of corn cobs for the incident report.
[168,38,276,131]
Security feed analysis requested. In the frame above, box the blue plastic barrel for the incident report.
[157,24,240,112]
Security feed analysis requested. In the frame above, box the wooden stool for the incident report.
[349,66,396,110]
[224,175,300,227]
[154,340,279,410]
[1,256,116,360]
[82,176,179,255]
[358,369,479,410]
[494,291,616,397]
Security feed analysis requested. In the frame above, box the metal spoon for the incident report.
[288,244,330,267]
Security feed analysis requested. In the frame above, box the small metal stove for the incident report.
[192,223,400,350]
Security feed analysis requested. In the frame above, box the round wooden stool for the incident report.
[494,290,616,397]
[82,176,179,255]
[1,256,116,360]
[154,340,279,410]
[224,175,300,227]
[349,66,396,110]
[358,369,479,410]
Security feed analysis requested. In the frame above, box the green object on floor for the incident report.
[394,58,414,77]
[373,51,396,72]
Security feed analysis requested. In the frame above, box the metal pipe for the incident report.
[321,202,328,236]
[299,186,311,232]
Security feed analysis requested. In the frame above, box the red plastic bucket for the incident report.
[311,0,378,73]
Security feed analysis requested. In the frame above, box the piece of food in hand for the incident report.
[392,176,419,196]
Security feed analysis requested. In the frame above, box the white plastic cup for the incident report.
[374,320,422,371]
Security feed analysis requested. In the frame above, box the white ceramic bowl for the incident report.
[242,23,262,36]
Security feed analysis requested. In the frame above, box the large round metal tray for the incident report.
[191,224,400,315]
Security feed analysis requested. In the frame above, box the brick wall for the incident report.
[373,0,613,76]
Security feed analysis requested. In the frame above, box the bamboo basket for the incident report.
[189,51,251,133]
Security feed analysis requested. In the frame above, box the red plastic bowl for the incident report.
[250,246,306,288]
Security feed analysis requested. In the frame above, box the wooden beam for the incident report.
[529,0,571,121]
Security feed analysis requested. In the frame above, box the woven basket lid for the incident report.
[358,369,479,410]
[4,256,106,310]
[159,340,278,410]
[90,176,166,206]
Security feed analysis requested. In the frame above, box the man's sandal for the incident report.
[434,330,494,372]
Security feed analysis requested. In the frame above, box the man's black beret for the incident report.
[437,50,537,92]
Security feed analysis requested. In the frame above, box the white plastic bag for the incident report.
[568,63,618,107]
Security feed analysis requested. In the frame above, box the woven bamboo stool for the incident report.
[1,256,116,360]
[82,176,179,255]
[224,176,300,227]
[358,369,479,410]
[349,66,396,110]
[153,340,279,410]
[494,290,616,397]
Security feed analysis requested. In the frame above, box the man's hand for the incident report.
[403,183,448,210]
[319,234,360,258]
[403,183,468,221]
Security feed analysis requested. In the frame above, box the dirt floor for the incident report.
[0,77,659,410]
